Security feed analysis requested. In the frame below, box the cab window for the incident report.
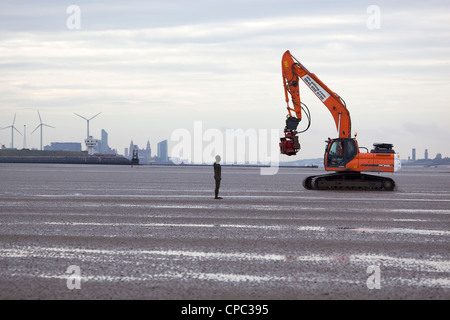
[345,140,357,159]
[329,140,344,155]
[327,139,357,167]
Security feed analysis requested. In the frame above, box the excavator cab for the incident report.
[325,138,358,168]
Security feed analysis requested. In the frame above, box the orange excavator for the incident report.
[279,50,401,190]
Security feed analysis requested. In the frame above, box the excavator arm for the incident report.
[282,50,351,139]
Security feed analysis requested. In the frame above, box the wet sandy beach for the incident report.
[0,163,449,300]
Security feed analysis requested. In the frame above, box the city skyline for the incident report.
[1,113,448,163]
[1,1,449,160]
[3,122,445,166]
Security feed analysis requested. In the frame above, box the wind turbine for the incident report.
[1,113,22,149]
[31,110,55,150]
[74,112,101,139]
[23,125,27,149]
[75,112,101,155]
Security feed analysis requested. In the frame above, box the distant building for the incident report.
[157,140,168,163]
[144,140,152,163]
[101,129,108,154]
[139,140,152,164]
[129,140,135,158]
[44,142,82,152]
[126,140,152,164]
[425,149,428,160]
[412,148,416,161]
[95,129,115,154]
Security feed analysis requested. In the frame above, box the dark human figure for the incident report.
[214,155,222,199]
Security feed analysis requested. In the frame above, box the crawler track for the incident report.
[303,172,396,191]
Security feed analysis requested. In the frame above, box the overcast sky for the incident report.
[1,0,449,162]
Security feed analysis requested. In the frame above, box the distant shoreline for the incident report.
[0,149,130,165]
[2,149,449,168]
[0,149,319,167]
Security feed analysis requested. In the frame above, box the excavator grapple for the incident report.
[279,117,301,155]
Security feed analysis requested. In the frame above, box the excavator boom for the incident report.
[282,50,351,138]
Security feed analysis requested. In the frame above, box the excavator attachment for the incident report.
[280,117,300,155]
[280,129,300,155]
